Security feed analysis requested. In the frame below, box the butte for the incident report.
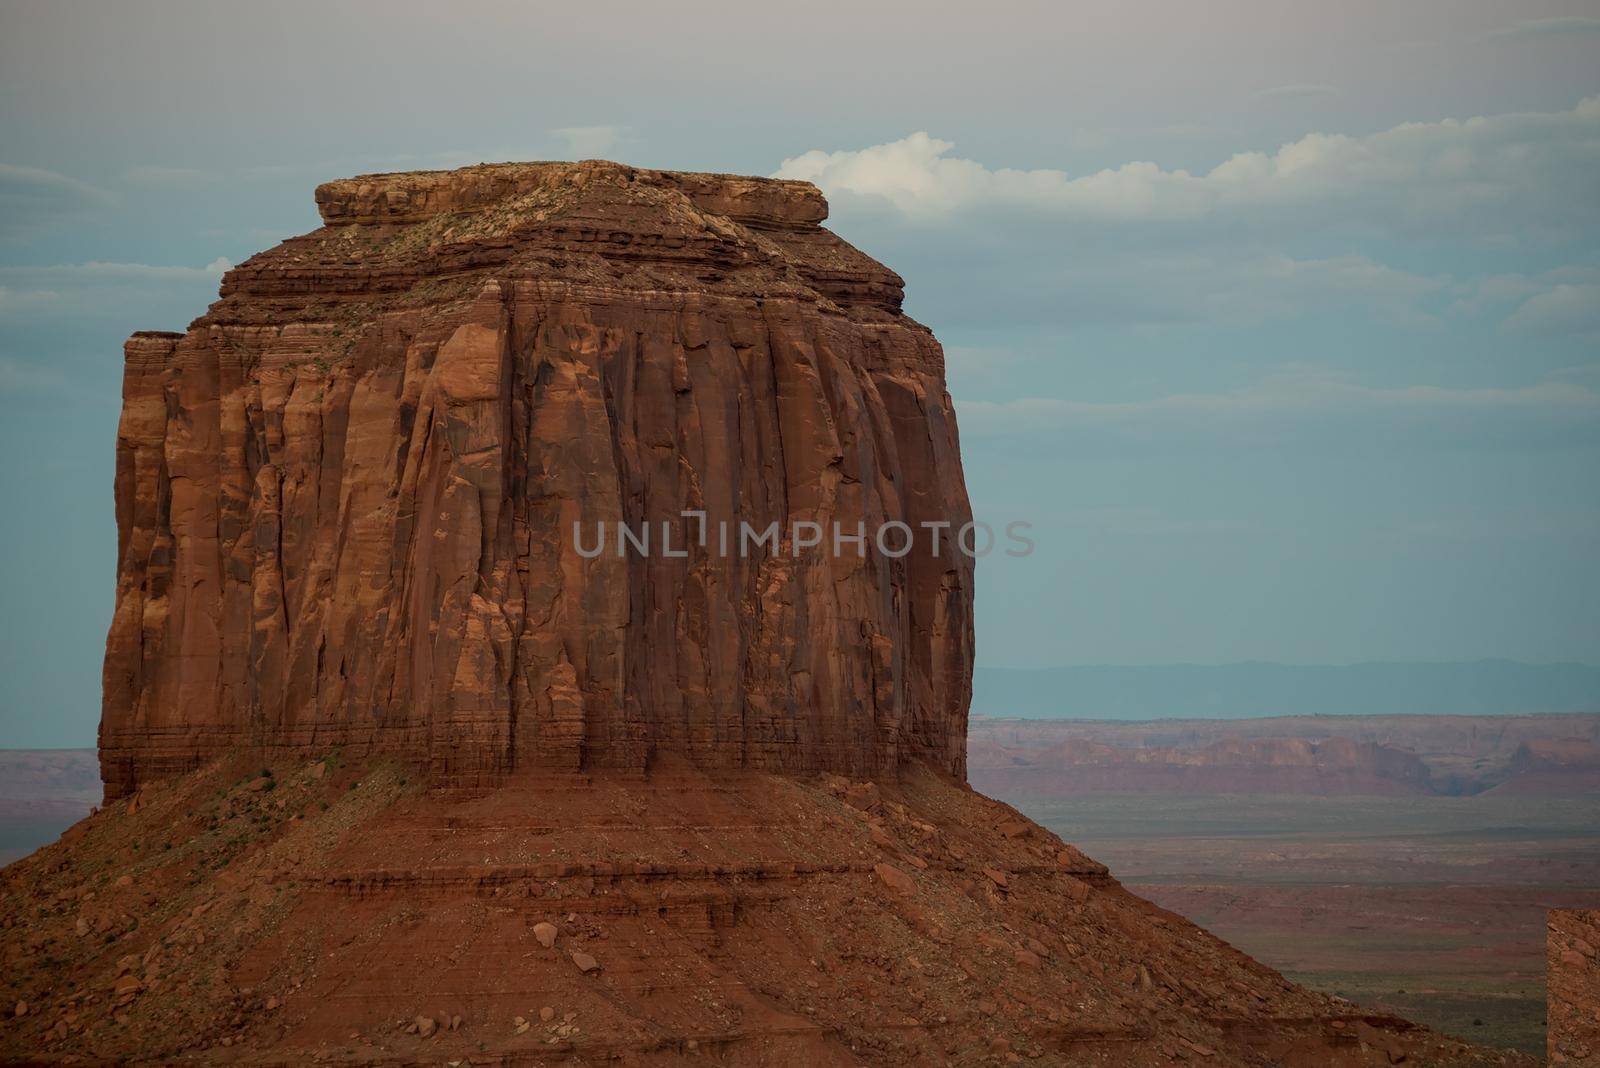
[0,162,1524,1066]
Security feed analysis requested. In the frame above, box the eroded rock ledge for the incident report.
[101,161,974,798]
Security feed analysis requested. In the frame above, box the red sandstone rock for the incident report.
[872,861,916,894]
[101,161,974,799]
[1550,909,1600,1065]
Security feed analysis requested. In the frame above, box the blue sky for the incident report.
[1,0,1597,746]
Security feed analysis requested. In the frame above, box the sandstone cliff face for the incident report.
[102,163,973,798]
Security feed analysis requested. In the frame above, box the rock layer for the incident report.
[101,162,974,798]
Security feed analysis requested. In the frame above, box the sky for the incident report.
[0,0,1597,746]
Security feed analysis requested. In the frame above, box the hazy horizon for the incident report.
[972,660,1600,719]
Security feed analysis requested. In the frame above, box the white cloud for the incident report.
[957,373,1600,448]
[945,345,1025,374]
[1485,16,1600,41]
[1504,283,1600,338]
[0,259,231,320]
[0,259,231,284]
[0,285,64,312]
[1381,511,1600,543]
[0,258,234,398]
[1054,507,1272,538]
[916,245,1451,333]
[0,356,68,395]
[1255,84,1343,99]
[1216,254,1446,328]
[775,98,1600,241]
[551,125,628,160]
[1471,265,1599,298]
[1449,267,1600,338]
[122,165,216,187]
[0,164,114,238]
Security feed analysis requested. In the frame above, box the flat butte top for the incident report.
[200,161,909,327]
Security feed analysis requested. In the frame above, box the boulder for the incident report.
[873,863,916,895]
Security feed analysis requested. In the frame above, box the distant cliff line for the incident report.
[973,660,1600,720]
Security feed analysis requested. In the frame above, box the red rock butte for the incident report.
[101,161,974,799]
[0,162,1524,1066]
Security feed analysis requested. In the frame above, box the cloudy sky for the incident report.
[1,0,1597,745]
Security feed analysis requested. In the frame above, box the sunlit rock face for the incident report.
[101,162,974,798]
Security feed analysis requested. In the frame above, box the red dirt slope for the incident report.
[0,755,1528,1066]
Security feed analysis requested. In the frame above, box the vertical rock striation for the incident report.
[101,162,974,797]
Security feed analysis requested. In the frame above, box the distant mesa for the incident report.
[969,712,1600,797]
